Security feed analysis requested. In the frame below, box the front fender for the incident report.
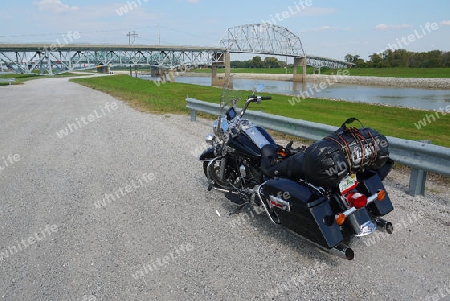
[199,147,215,161]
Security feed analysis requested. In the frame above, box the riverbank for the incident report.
[70,75,450,147]
[181,72,450,89]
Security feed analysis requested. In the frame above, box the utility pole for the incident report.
[126,31,138,76]
[157,25,160,45]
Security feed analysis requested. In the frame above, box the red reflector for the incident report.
[346,192,368,209]
[270,201,283,209]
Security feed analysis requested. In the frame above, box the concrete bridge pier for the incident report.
[293,57,306,83]
[151,66,160,77]
[212,52,231,88]
[158,69,176,83]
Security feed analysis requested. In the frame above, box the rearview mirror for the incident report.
[255,84,265,93]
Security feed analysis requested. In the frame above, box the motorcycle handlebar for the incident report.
[240,95,272,116]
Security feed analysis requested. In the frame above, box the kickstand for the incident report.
[227,203,247,217]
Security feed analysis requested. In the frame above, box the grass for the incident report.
[0,72,86,85]
[70,74,450,148]
[189,67,450,78]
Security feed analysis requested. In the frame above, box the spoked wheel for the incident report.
[205,159,241,190]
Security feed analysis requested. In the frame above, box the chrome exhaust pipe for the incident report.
[330,243,354,260]
[376,218,393,234]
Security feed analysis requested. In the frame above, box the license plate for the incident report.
[339,174,358,194]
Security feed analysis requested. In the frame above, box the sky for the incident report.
[1,0,449,61]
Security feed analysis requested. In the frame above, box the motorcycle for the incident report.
[199,77,394,260]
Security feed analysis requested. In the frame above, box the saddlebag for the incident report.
[302,118,389,188]
[263,178,343,248]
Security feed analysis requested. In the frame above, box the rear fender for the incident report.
[360,172,394,216]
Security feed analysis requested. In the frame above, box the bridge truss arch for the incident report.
[219,23,305,58]
[219,23,354,69]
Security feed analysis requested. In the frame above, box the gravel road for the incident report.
[0,77,449,301]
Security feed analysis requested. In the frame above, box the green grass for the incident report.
[0,72,85,85]
[189,67,450,78]
[70,74,450,147]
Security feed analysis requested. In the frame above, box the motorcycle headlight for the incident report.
[205,134,215,145]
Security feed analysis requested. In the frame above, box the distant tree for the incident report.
[354,57,366,68]
[264,56,284,68]
[231,60,249,68]
[427,50,442,68]
[250,56,263,68]
[441,51,450,67]
[368,53,387,68]
[345,54,354,63]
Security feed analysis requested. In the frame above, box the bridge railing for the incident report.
[186,97,450,196]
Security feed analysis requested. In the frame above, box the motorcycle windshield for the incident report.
[219,76,240,120]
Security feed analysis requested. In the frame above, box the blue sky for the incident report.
[1,0,449,61]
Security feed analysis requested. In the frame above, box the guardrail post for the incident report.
[190,109,197,122]
[408,140,431,196]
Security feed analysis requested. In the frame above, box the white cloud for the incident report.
[34,0,79,13]
[187,0,199,3]
[375,23,413,30]
[439,20,450,25]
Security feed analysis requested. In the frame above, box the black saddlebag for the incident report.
[263,178,343,248]
[302,118,389,188]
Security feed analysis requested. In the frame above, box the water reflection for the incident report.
[141,75,450,111]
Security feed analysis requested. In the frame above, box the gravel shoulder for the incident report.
[0,77,448,301]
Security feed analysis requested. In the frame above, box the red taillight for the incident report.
[346,191,368,209]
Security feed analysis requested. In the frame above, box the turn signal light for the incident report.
[335,213,346,226]
[377,189,386,201]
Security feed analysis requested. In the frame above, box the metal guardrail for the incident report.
[186,98,450,196]
[0,78,16,85]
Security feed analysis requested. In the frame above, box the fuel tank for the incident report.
[262,178,343,248]
[227,121,276,158]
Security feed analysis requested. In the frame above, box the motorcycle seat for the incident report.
[261,144,307,180]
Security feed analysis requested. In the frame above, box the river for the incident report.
[139,75,450,111]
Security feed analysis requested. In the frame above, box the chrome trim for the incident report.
[336,206,357,219]
[354,220,377,237]
[213,117,229,138]
[255,184,278,225]
[205,133,215,145]
[367,191,380,204]
[239,164,246,178]
[240,123,271,148]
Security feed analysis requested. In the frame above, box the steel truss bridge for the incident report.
[0,44,226,75]
[0,24,353,82]
[219,24,354,69]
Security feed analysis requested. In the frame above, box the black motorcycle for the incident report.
[199,77,394,260]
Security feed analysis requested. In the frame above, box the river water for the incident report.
[140,75,450,111]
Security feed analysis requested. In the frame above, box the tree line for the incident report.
[231,56,287,68]
[345,50,450,68]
